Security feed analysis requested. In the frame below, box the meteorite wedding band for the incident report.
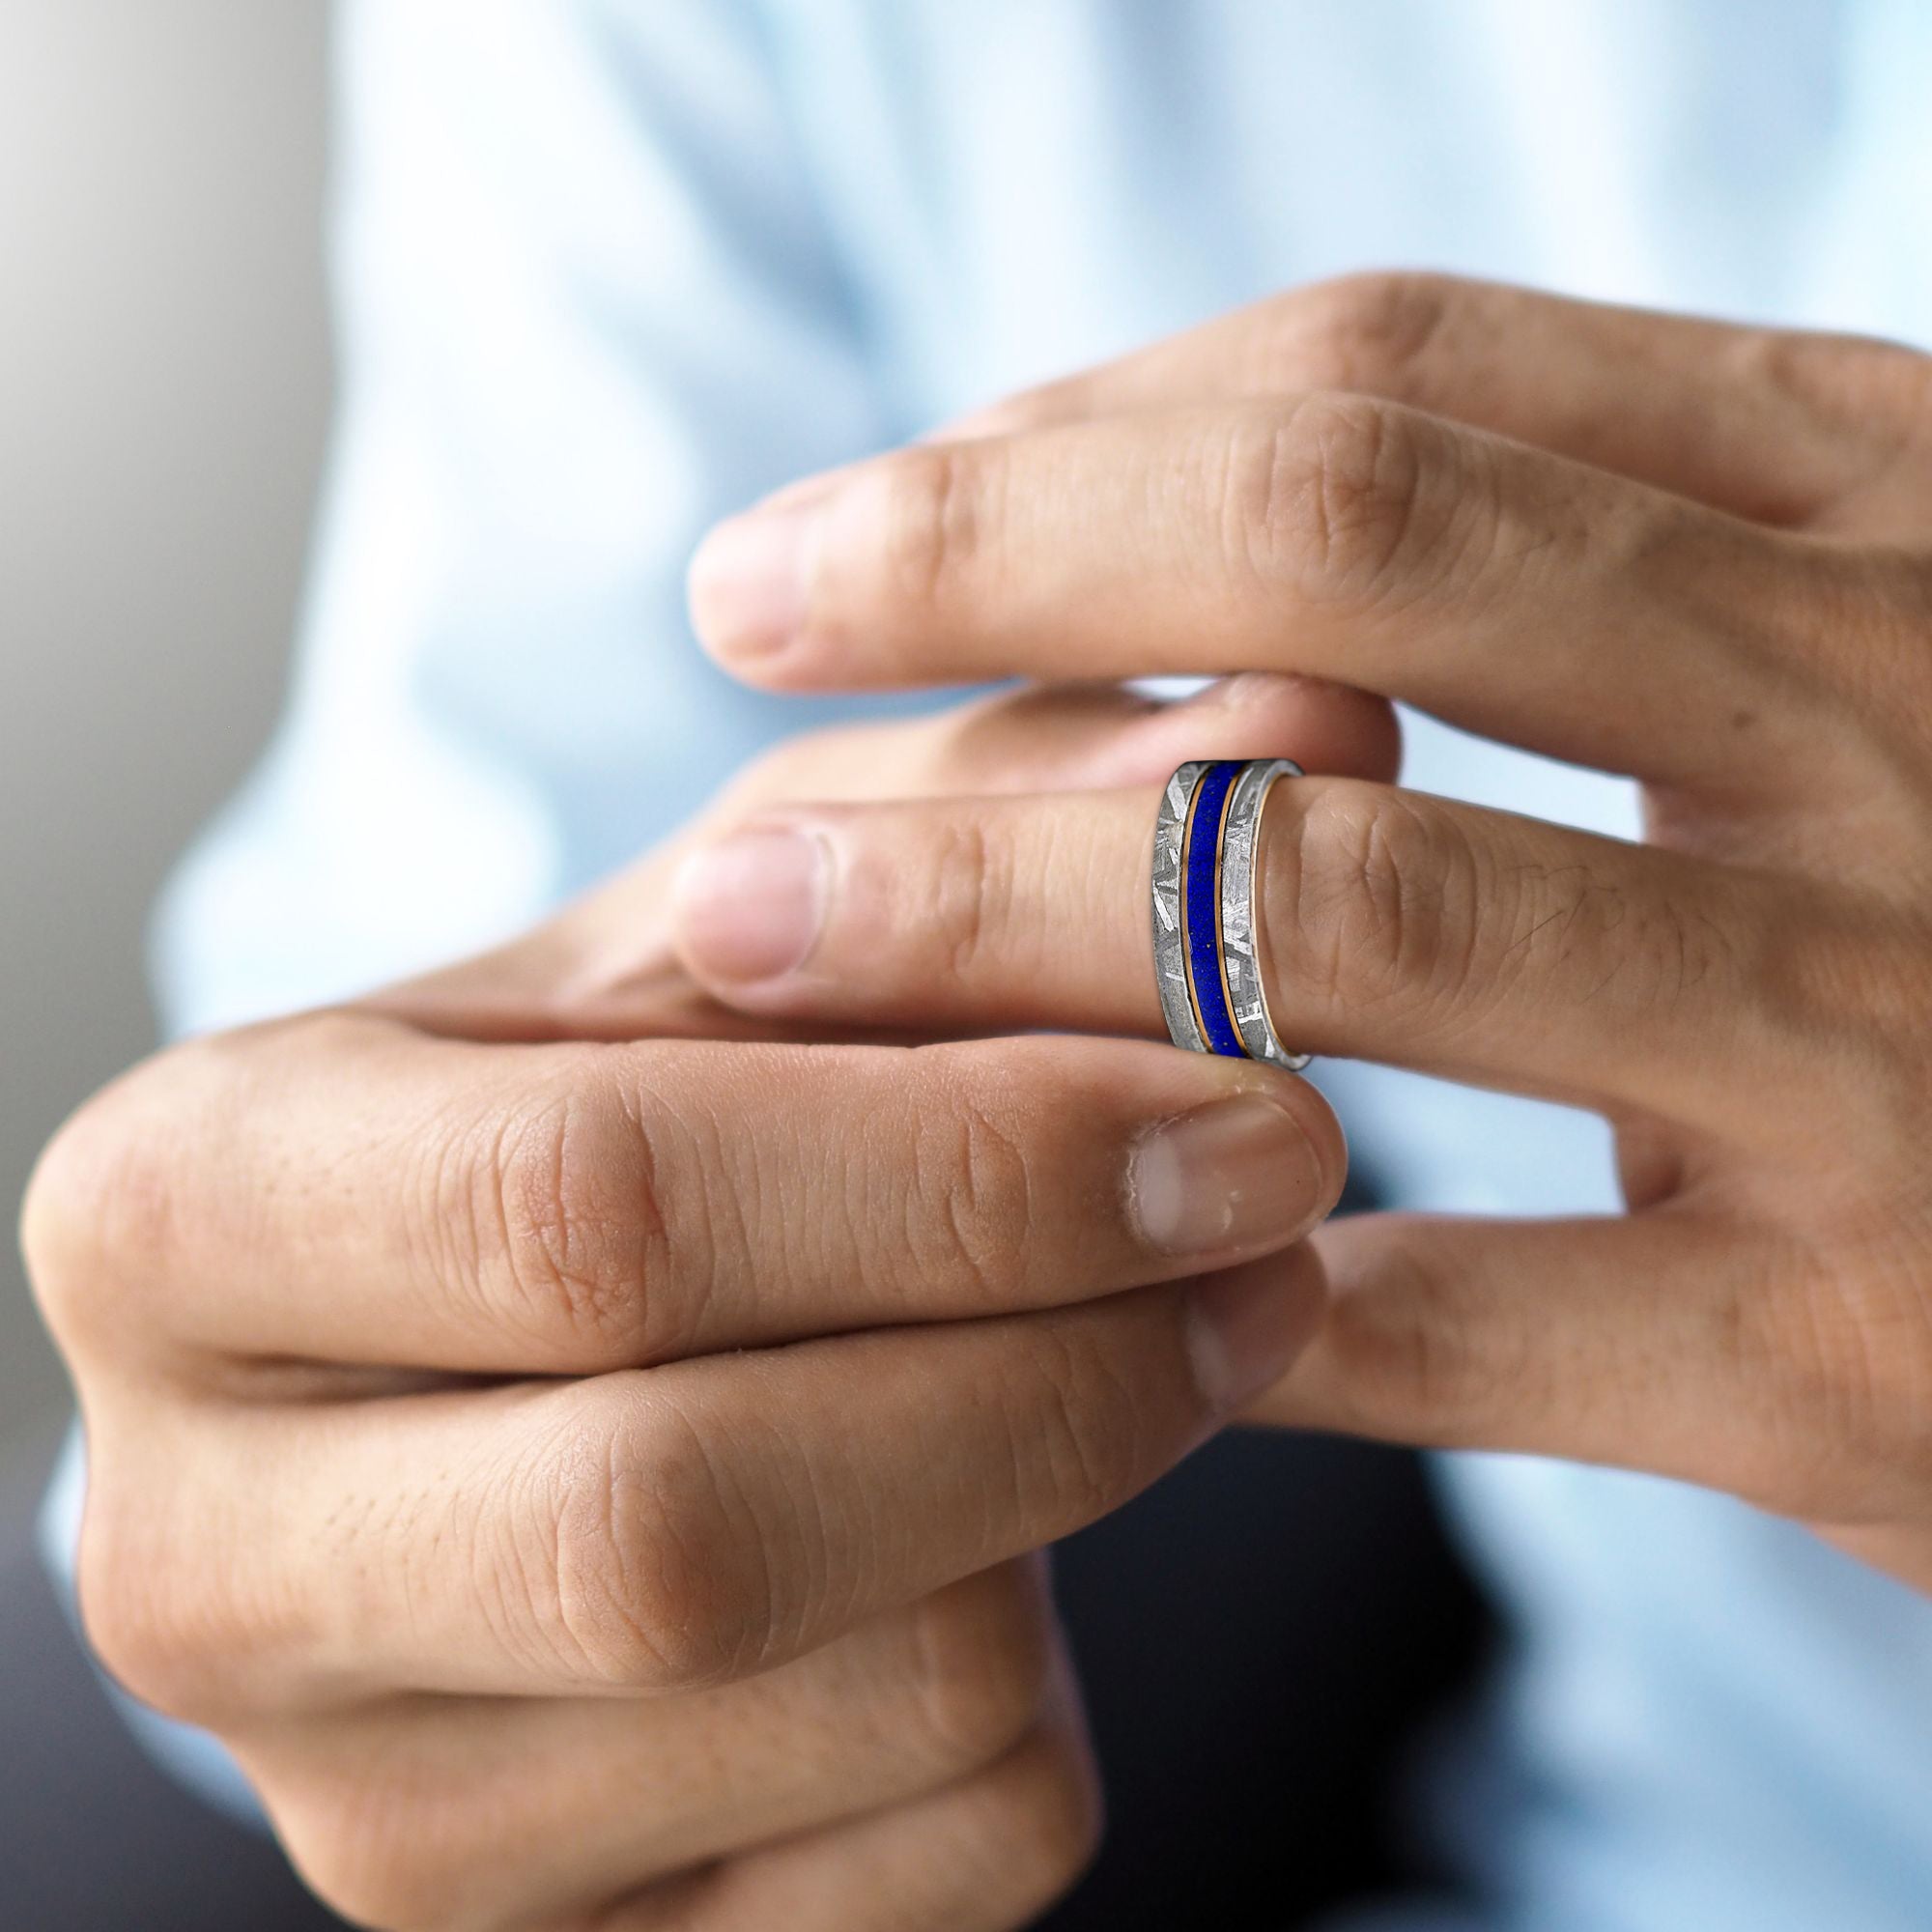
[1151,758,1310,1071]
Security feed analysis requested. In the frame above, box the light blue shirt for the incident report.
[54,4,1932,1925]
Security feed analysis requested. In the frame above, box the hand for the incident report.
[22,678,1384,1932]
[683,272,1932,1593]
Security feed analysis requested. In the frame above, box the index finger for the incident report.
[946,271,1932,535]
[40,1012,1340,1377]
[688,394,1844,795]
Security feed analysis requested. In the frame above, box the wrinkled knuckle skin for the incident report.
[1734,1251,1932,1521]
[923,815,1017,983]
[1321,1236,1507,1444]
[541,1393,764,1691]
[905,1086,1038,1306]
[472,1061,673,1366]
[1234,394,1433,612]
[1273,270,1457,394]
[867,443,981,622]
[1273,786,1480,1026]
[1019,1321,1165,1531]
[1734,327,1932,440]
[904,1573,1056,1777]
[1702,327,1932,527]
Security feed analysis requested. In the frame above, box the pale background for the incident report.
[0,4,330,1488]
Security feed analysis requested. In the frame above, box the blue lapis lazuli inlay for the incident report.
[1182,761,1245,1058]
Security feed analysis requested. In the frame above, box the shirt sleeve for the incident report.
[151,0,899,1038]
[65,0,898,1819]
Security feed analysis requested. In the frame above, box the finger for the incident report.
[595,1686,1096,1932]
[675,781,1827,1143]
[1244,1206,1901,1528]
[945,271,1932,534]
[94,1251,1323,1705]
[373,672,1399,1047]
[72,1017,1340,1375]
[713,671,1401,806]
[690,396,1855,793]
[253,1563,1068,1929]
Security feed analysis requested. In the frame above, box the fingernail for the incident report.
[1128,1094,1325,1261]
[688,501,821,659]
[1185,1263,1319,1410]
[675,825,829,983]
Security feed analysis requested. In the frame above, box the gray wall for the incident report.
[0,5,330,1481]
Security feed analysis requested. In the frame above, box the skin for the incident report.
[29,268,1932,1927]
[23,674,1387,1932]
[682,271,1932,1596]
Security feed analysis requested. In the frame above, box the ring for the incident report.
[1151,759,1309,1070]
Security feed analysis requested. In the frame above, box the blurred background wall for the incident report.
[0,4,330,1487]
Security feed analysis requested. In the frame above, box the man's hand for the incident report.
[682,272,1932,1593]
[21,678,1383,1932]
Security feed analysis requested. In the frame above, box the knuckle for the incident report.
[1885,546,1932,640]
[1708,326,1932,528]
[1729,327,1932,446]
[1017,1319,1162,1527]
[1271,786,1481,1023]
[19,1108,133,1350]
[902,1569,1056,1776]
[20,1048,210,1349]
[75,1527,182,1715]
[466,1057,672,1364]
[1230,393,1442,611]
[921,814,1020,981]
[1797,922,1932,1151]
[1269,270,1458,394]
[540,1387,762,1690]
[76,1480,241,1722]
[1319,1235,1507,1442]
[857,442,982,621]
[1735,1244,1932,1519]
[903,1077,1038,1304]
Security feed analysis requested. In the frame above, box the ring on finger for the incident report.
[1151,759,1308,1070]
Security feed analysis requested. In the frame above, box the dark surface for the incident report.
[1042,1428,1493,1930]
[1039,1163,1496,1930]
[0,1429,1490,1932]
